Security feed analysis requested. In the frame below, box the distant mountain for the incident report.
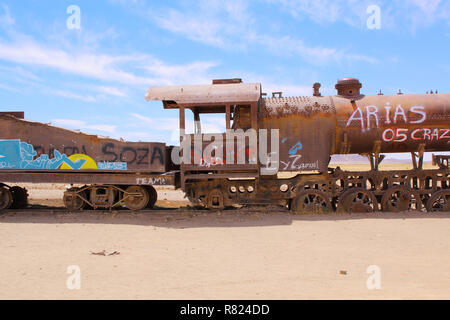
[329,154,422,164]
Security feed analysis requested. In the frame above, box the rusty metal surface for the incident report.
[0,170,175,185]
[334,93,450,154]
[145,82,261,107]
[261,96,336,173]
[0,115,167,173]
[260,92,450,172]
[0,112,24,119]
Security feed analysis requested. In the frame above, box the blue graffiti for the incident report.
[288,141,303,155]
[0,140,86,170]
[98,162,127,170]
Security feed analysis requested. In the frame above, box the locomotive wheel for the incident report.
[63,188,86,211]
[124,186,149,211]
[291,190,332,214]
[9,186,29,209]
[0,186,13,211]
[338,188,378,213]
[426,190,450,212]
[145,186,158,209]
[381,186,422,212]
[206,189,225,210]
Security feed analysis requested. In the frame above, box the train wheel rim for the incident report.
[63,188,86,211]
[381,186,422,212]
[145,186,158,209]
[9,186,29,209]
[124,186,149,211]
[0,187,13,211]
[291,190,332,215]
[426,190,450,212]
[338,188,378,213]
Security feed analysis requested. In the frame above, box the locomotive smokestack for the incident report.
[313,83,322,97]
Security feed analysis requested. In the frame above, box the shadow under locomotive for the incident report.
[1,205,450,230]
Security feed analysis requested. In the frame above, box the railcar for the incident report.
[0,113,177,211]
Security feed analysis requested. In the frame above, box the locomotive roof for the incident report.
[145,82,262,110]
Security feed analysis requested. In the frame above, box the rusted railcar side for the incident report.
[0,114,175,211]
[0,115,167,173]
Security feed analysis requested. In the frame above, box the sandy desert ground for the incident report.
[0,180,449,300]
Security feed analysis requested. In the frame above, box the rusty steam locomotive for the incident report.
[1,78,449,213]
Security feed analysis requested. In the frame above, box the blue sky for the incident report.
[0,0,449,149]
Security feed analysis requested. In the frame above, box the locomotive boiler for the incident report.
[259,78,450,172]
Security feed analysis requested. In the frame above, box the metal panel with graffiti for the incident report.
[0,115,167,173]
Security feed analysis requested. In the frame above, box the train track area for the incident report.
[2,201,450,231]
[1,183,450,219]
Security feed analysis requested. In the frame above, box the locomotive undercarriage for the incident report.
[0,183,158,211]
[2,154,449,213]
[0,183,28,210]
[184,154,450,214]
[1,165,449,213]
[62,184,158,211]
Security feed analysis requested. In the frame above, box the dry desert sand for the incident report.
[0,176,449,300]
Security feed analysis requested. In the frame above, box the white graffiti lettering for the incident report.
[382,128,450,142]
[136,177,169,185]
[346,105,427,130]
[280,155,319,171]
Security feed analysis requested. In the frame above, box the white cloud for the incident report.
[0,38,153,85]
[151,0,253,49]
[52,119,117,134]
[0,4,14,27]
[262,83,313,97]
[141,60,220,85]
[0,65,41,82]
[0,25,323,104]
[94,85,128,97]
[0,9,220,88]
[148,0,376,65]
[49,90,98,103]
[0,38,220,86]
[154,9,225,48]
[0,81,19,92]
[249,33,378,65]
[265,0,367,26]
[267,0,450,31]
[131,112,226,143]
[131,113,179,129]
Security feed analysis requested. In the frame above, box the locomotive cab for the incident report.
[146,79,262,191]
